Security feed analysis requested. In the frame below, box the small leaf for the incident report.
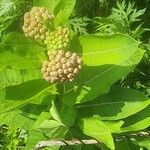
[50,100,61,122]
[39,120,61,129]
[34,112,51,129]
[79,118,115,150]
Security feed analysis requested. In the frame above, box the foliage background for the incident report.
[0,0,150,150]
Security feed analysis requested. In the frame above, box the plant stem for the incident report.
[34,131,150,149]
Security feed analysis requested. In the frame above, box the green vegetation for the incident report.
[0,0,150,149]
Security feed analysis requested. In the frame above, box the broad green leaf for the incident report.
[0,109,35,130]
[2,32,46,61]
[121,105,150,132]
[60,104,77,127]
[20,92,55,119]
[0,68,42,89]
[54,0,76,25]
[0,91,55,129]
[0,51,41,70]
[77,86,150,120]
[33,0,61,12]
[0,32,46,88]
[63,34,144,104]
[79,118,115,150]
[0,79,54,114]
[77,34,140,66]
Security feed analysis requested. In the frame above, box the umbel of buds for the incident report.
[44,26,70,50]
[22,7,54,41]
[41,50,82,83]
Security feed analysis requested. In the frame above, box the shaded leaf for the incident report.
[133,137,150,150]
[0,109,35,130]
[34,112,51,129]
[60,104,77,127]
[121,105,150,132]
[33,0,61,12]
[0,79,54,114]
[77,86,150,120]
[0,32,46,88]
[115,141,139,150]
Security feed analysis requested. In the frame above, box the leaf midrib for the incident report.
[65,47,139,95]
[82,43,138,55]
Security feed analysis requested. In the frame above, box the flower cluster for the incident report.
[44,26,70,50]
[22,7,54,41]
[23,7,82,83]
[41,50,82,83]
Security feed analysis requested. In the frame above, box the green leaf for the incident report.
[33,0,61,12]
[71,34,140,66]
[34,112,51,129]
[102,120,124,133]
[0,79,54,114]
[50,100,61,122]
[64,34,144,104]
[54,0,76,25]
[39,120,68,138]
[0,32,46,88]
[77,86,150,120]
[2,32,45,61]
[0,109,35,130]
[0,51,41,70]
[121,105,150,132]
[39,119,61,129]
[54,9,67,27]
[79,118,115,150]
[133,138,150,150]
[115,141,139,150]
[0,68,42,89]
[25,129,47,150]
[60,104,77,127]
